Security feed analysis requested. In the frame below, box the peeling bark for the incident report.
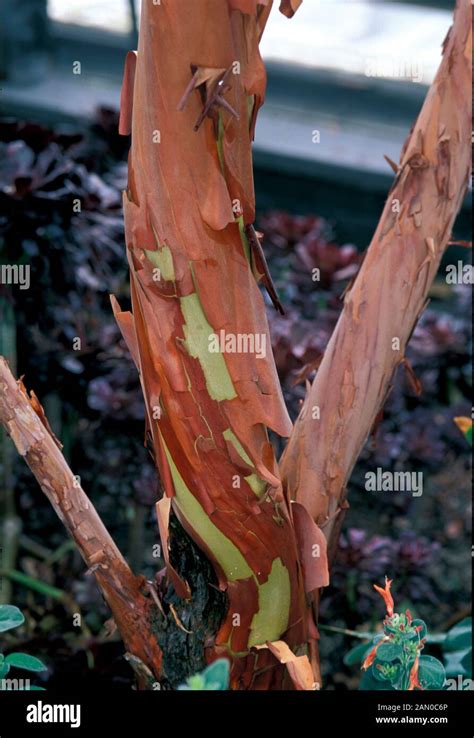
[0,357,163,681]
[1,0,469,693]
[115,0,319,689]
[280,0,472,554]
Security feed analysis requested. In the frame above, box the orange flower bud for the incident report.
[373,576,394,617]
[408,655,423,690]
[362,643,379,670]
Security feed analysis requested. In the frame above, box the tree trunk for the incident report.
[114,0,321,690]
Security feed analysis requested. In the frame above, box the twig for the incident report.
[19,534,53,560]
[1,568,67,602]
[318,624,375,640]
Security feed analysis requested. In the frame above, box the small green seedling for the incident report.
[178,658,230,690]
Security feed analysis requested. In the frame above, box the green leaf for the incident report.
[344,642,374,667]
[5,653,47,672]
[178,659,230,691]
[373,661,403,686]
[443,650,469,678]
[0,661,11,680]
[178,674,206,691]
[372,661,391,682]
[411,619,427,640]
[460,648,472,678]
[376,643,403,662]
[359,667,394,691]
[383,623,398,636]
[418,655,446,690]
[466,425,473,446]
[0,605,25,632]
[202,659,230,690]
[444,618,472,653]
[387,664,402,686]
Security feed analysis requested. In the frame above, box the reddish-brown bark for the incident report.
[114,0,321,690]
[0,0,470,692]
[280,0,472,557]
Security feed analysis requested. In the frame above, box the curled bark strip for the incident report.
[280,0,471,551]
[0,357,163,680]
[119,51,138,136]
[255,639,318,690]
[155,497,191,600]
[18,379,63,449]
[291,501,329,592]
[279,0,303,19]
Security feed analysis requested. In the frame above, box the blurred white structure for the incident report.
[49,0,449,85]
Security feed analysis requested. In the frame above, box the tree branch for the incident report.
[281,0,471,551]
[0,357,162,680]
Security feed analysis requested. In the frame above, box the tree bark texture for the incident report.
[280,0,472,555]
[0,0,470,692]
[114,0,322,690]
[0,358,163,681]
